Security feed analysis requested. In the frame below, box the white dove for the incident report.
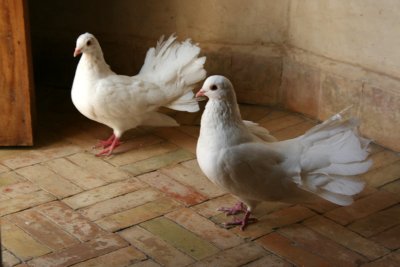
[196,75,371,230]
[72,33,206,156]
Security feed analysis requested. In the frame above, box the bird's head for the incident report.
[73,32,100,57]
[196,75,236,101]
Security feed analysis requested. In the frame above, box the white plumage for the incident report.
[71,33,206,156]
[196,75,371,230]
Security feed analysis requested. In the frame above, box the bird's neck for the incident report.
[77,51,113,79]
[199,99,253,148]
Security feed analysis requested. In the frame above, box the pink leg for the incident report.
[218,202,246,215]
[94,134,116,149]
[95,136,121,156]
[224,210,258,231]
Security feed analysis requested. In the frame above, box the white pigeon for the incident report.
[72,33,206,156]
[196,75,371,230]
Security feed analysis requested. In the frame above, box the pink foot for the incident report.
[224,211,258,231]
[218,202,246,215]
[96,137,121,156]
[94,134,116,149]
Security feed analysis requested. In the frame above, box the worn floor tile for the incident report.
[2,250,21,267]
[348,204,400,237]
[68,153,132,182]
[63,178,146,209]
[153,127,198,154]
[1,218,52,261]
[166,208,243,250]
[304,216,389,260]
[45,158,106,190]
[17,164,82,198]
[242,254,293,267]
[325,190,400,225]
[106,141,176,167]
[79,188,163,221]
[371,225,400,250]
[122,149,195,176]
[191,242,267,267]
[140,217,220,260]
[70,246,146,267]
[257,232,333,267]
[137,171,208,206]
[27,234,128,267]
[119,226,194,267]
[159,164,225,198]
[361,160,400,187]
[35,201,106,242]
[0,181,40,198]
[6,208,79,250]
[96,197,181,232]
[0,190,56,216]
[0,171,25,186]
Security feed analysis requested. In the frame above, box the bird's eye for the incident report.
[210,84,218,91]
[86,40,92,46]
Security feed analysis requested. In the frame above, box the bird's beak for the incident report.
[195,89,206,98]
[73,48,82,57]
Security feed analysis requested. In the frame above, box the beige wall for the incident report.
[29,0,399,150]
[283,0,400,151]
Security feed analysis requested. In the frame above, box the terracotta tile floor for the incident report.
[1,89,400,267]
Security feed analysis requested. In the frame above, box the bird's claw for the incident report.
[218,202,246,216]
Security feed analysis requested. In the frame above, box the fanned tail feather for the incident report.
[298,109,372,206]
[139,35,206,113]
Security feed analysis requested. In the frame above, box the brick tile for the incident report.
[0,190,56,216]
[257,232,332,267]
[63,178,146,209]
[239,104,272,121]
[36,201,106,242]
[68,153,132,182]
[27,234,128,267]
[153,127,197,154]
[368,150,400,171]
[38,142,82,160]
[120,226,194,267]
[191,243,267,267]
[1,218,51,261]
[17,165,82,198]
[192,194,239,218]
[232,205,315,239]
[165,208,243,250]
[106,141,177,167]
[70,246,146,267]
[361,160,400,188]
[0,151,45,169]
[348,204,400,237]
[382,179,400,194]
[1,181,40,198]
[361,258,400,267]
[304,216,389,260]
[7,208,79,250]
[258,110,291,124]
[160,164,225,198]
[79,188,163,221]
[181,159,205,175]
[303,198,338,214]
[272,121,316,140]
[122,149,195,176]
[2,250,21,267]
[371,225,400,249]
[259,114,305,132]
[140,217,219,260]
[137,171,207,206]
[45,158,106,189]
[0,171,24,186]
[110,134,165,156]
[325,190,400,225]
[96,197,181,232]
[278,224,367,266]
[242,254,293,267]
[177,126,200,138]
[0,163,9,173]
[126,259,161,267]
